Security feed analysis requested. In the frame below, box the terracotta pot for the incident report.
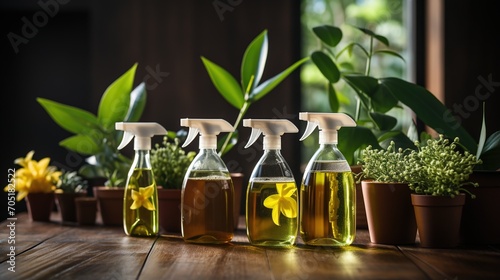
[55,192,87,224]
[351,165,367,229]
[158,188,181,233]
[411,193,465,248]
[26,192,55,222]
[461,170,500,244]
[75,197,98,226]
[93,186,124,226]
[362,181,417,244]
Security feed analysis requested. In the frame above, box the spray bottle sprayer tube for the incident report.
[243,119,299,247]
[115,122,167,237]
[179,118,235,244]
[298,112,357,247]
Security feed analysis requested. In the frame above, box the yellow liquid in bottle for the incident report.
[182,176,234,244]
[124,168,159,237]
[300,161,355,246]
[246,179,298,247]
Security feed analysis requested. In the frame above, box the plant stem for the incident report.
[219,101,250,156]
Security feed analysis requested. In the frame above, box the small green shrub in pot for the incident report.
[55,170,88,194]
[356,141,413,184]
[356,141,417,245]
[151,132,196,189]
[407,135,482,198]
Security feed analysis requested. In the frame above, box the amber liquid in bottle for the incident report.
[182,175,234,244]
[123,168,159,237]
[300,161,355,246]
[247,179,298,247]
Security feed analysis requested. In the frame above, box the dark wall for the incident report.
[443,0,500,142]
[1,0,302,220]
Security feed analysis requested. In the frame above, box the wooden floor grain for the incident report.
[1,212,499,279]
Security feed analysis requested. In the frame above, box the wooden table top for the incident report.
[1,212,499,280]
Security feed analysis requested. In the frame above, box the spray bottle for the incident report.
[180,118,235,244]
[243,119,298,247]
[298,112,357,246]
[116,122,167,237]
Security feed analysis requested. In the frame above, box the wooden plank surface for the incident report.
[1,212,500,279]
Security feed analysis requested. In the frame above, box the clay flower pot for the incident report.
[412,193,465,248]
[158,188,182,233]
[93,186,124,226]
[362,181,417,244]
[26,192,55,222]
[75,197,98,226]
[55,192,87,224]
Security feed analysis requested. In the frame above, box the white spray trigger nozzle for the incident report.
[182,128,200,148]
[299,112,356,144]
[180,118,234,149]
[243,119,298,150]
[300,121,319,141]
[115,122,167,150]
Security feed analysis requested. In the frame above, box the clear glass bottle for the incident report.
[115,122,167,237]
[180,118,234,244]
[243,119,298,247]
[298,112,356,246]
[123,150,159,236]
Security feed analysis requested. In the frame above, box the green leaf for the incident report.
[369,112,397,130]
[201,56,244,109]
[482,130,500,154]
[312,25,342,47]
[60,135,101,155]
[371,83,399,113]
[98,63,138,130]
[377,131,415,150]
[355,26,389,46]
[337,42,369,59]
[311,51,340,84]
[241,30,268,94]
[374,50,405,63]
[37,98,99,135]
[328,83,339,112]
[250,57,309,102]
[338,126,381,165]
[379,77,477,153]
[124,82,147,122]
[476,103,487,158]
[478,129,500,170]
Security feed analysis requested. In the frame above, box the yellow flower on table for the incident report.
[130,184,155,211]
[4,150,61,201]
[263,182,297,226]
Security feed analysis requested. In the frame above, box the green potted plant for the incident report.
[461,104,500,244]
[54,170,88,224]
[37,63,147,226]
[201,29,309,229]
[356,141,417,245]
[307,24,486,229]
[407,135,481,248]
[151,132,196,233]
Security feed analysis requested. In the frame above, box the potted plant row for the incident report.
[307,24,500,232]
[357,134,482,248]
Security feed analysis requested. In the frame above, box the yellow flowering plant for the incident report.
[4,150,62,201]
